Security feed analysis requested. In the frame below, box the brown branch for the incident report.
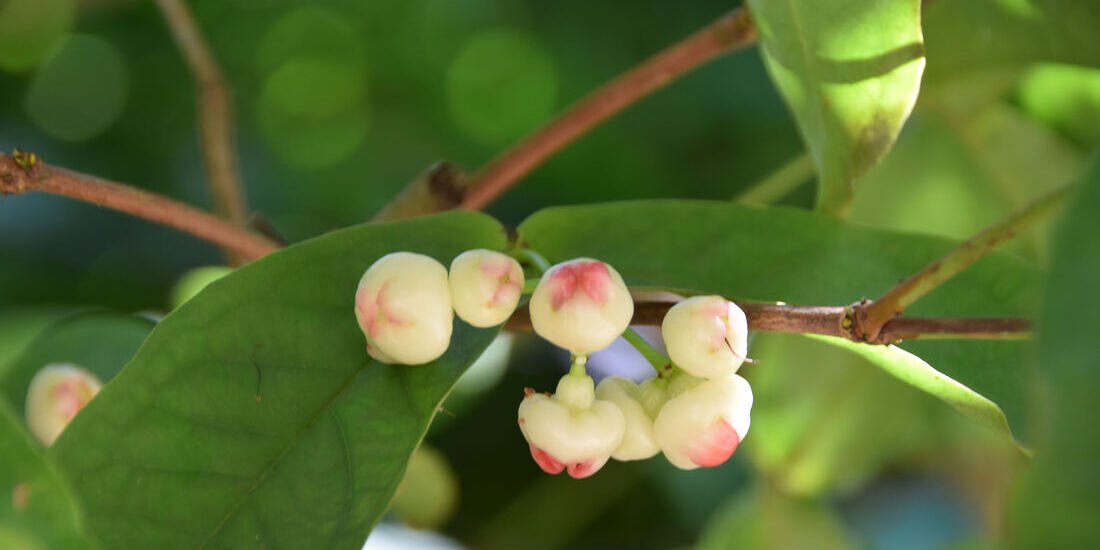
[0,152,279,261]
[506,300,1031,343]
[371,162,467,222]
[373,7,758,218]
[154,0,248,229]
[462,6,756,210]
[853,184,1072,342]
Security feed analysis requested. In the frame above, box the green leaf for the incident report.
[923,0,1100,90]
[518,200,1037,440]
[747,333,943,495]
[48,211,507,549]
[0,307,79,376]
[1011,159,1100,546]
[850,108,1082,259]
[0,311,154,418]
[0,401,89,550]
[699,484,854,550]
[806,335,1010,436]
[746,0,925,214]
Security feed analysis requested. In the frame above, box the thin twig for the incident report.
[506,300,1031,343]
[377,7,751,213]
[154,0,248,229]
[853,184,1073,341]
[0,152,279,261]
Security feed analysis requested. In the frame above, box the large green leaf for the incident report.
[746,0,925,214]
[1010,160,1100,547]
[518,200,1037,440]
[0,311,154,418]
[48,211,507,549]
[0,401,89,550]
[923,0,1100,89]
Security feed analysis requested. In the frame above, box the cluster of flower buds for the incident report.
[518,257,754,476]
[354,249,524,365]
[354,250,754,477]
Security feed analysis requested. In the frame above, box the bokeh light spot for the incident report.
[446,29,558,146]
[24,34,129,142]
[257,57,369,169]
[1017,63,1100,145]
[257,6,365,75]
[0,0,74,73]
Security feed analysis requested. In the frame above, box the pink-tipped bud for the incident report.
[653,374,752,470]
[25,363,102,446]
[354,252,453,365]
[449,249,524,328]
[661,296,749,379]
[517,373,625,479]
[529,258,634,355]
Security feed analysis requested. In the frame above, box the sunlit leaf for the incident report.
[807,336,1010,436]
[746,0,925,214]
[923,0,1100,88]
[48,212,507,549]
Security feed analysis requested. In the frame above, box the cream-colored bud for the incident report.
[654,374,752,470]
[595,376,665,461]
[25,363,102,446]
[449,249,524,327]
[662,296,748,379]
[354,252,453,365]
[517,373,625,479]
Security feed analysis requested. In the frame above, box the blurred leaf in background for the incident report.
[1011,159,1100,547]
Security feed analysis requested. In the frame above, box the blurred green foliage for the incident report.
[0,0,1098,548]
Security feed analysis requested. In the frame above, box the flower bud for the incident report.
[595,376,666,461]
[661,296,749,379]
[529,258,633,355]
[354,252,453,365]
[448,249,524,328]
[654,374,752,470]
[517,373,625,479]
[25,363,102,446]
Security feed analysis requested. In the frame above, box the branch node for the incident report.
[713,5,757,45]
[844,298,898,345]
[10,148,49,183]
[370,161,468,222]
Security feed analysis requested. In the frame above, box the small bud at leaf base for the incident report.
[25,363,102,446]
